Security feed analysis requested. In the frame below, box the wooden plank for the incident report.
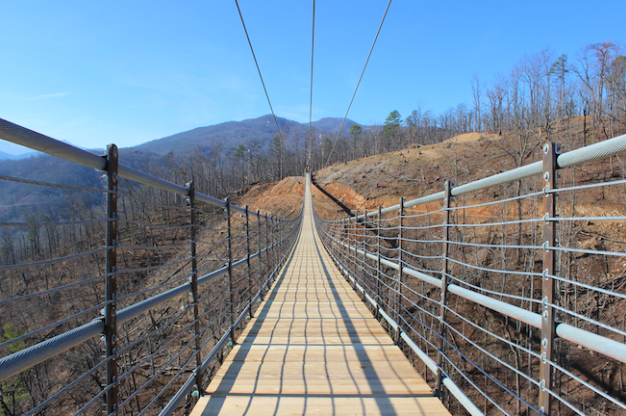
[237,336,395,345]
[213,360,426,376]
[225,344,412,363]
[206,383,433,396]
[191,396,447,416]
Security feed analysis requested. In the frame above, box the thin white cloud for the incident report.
[23,92,72,101]
[275,104,310,122]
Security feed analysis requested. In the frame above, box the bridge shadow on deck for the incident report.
[196,216,435,416]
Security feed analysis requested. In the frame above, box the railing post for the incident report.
[256,210,263,299]
[104,144,119,415]
[270,216,276,278]
[435,180,452,397]
[187,181,203,393]
[245,206,252,318]
[396,198,405,342]
[279,218,284,266]
[277,218,282,265]
[275,217,280,265]
[276,217,280,268]
[270,216,275,277]
[352,216,357,282]
[377,206,382,316]
[341,218,347,274]
[540,142,557,415]
[362,210,368,295]
[277,218,282,268]
[275,218,281,270]
[280,219,284,263]
[283,219,288,258]
[264,214,271,279]
[343,218,349,273]
[225,198,235,344]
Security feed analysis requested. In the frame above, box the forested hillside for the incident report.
[134,42,626,200]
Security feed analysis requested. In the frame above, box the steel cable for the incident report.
[440,360,517,416]
[307,0,316,167]
[0,174,110,193]
[440,342,532,415]
[0,218,112,227]
[0,300,111,349]
[443,271,541,304]
[233,0,285,146]
[324,0,393,166]
[0,271,112,306]
[118,191,189,210]
[544,356,626,412]
[0,246,109,270]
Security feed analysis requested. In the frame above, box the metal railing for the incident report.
[314,134,626,416]
[0,118,302,415]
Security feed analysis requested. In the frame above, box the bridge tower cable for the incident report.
[324,0,393,167]
[233,0,285,145]
[307,0,316,169]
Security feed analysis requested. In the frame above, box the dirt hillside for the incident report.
[236,175,352,221]
[313,117,625,216]
[238,117,626,221]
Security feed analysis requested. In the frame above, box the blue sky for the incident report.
[0,1,624,154]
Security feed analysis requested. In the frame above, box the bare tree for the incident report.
[471,74,483,133]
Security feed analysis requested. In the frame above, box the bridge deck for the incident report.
[191,177,449,416]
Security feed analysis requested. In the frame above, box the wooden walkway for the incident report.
[191,177,450,416]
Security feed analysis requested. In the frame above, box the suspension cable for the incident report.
[325,0,393,167]
[233,0,285,145]
[307,0,316,168]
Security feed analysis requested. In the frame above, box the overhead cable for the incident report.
[325,0,393,167]
[307,0,316,168]
[233,0,285,145]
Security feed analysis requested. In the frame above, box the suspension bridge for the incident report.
[190,175,447,415]
[1,118,626,416]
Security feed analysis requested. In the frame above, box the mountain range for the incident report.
[0,115,359,222]
[0,150,41,160]
[135,115,358,156]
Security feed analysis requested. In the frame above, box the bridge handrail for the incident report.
[314,133,626,416]
[159,216,303,416]
[320,229,626,362]
[0,118,304,415]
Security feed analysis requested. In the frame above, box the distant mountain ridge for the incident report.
[0,115,359,222]
[0,150,42,160]
[134,115,359,156]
